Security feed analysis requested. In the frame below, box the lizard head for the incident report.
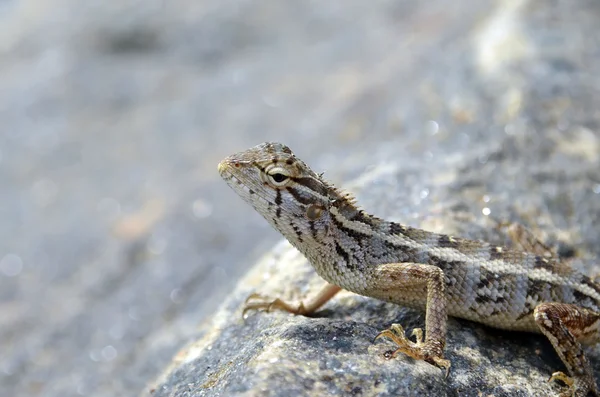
[218,142,352,250]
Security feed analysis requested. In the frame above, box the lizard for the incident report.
[218,141,600,397]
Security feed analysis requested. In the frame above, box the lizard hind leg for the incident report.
[533,302,600,397]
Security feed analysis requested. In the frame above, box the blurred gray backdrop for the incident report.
[3,1,597,396]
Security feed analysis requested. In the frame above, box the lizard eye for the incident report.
[265,166,291,187]
[271,173,288,183]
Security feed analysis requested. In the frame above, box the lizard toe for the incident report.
[242,295,306,318]
[375,324,450,376]
[549,371,598,397]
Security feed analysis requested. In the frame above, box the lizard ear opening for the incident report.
[306,204,324,220]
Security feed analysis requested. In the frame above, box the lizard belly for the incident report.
[447,305,540,333]
[364,283,541,333]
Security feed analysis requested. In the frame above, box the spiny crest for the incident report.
[294,160,360,213]
[329,183,358,208]
[320,174,354,203]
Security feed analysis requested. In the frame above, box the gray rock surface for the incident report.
[1,0,600,396]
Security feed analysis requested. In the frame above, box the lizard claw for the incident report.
[244,292,263,304]
[242,293,269,318]
[242,293,306,319]
[374,323,451,377]
[549,371,574,388]
[373,323,407,345]
[548,371,599,397]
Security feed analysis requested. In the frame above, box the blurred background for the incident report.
[2,0,598,396]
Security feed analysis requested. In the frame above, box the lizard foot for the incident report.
[242,293,308,318]
[374,323,451,377]
[549,371,599,397]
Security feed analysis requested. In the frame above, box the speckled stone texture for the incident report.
[2,0,600,396]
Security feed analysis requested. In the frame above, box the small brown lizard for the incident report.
[218,142,600,397]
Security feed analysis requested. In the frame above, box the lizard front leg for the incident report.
[242,282,341,317]
[534,302,600,397]
[371,263,450,375]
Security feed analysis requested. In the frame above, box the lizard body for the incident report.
[218,142,600,397]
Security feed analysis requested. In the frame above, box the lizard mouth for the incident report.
[217,161,244,186]
[218,165,241,188]
[217,160,232,177]
[218,164,274,209]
